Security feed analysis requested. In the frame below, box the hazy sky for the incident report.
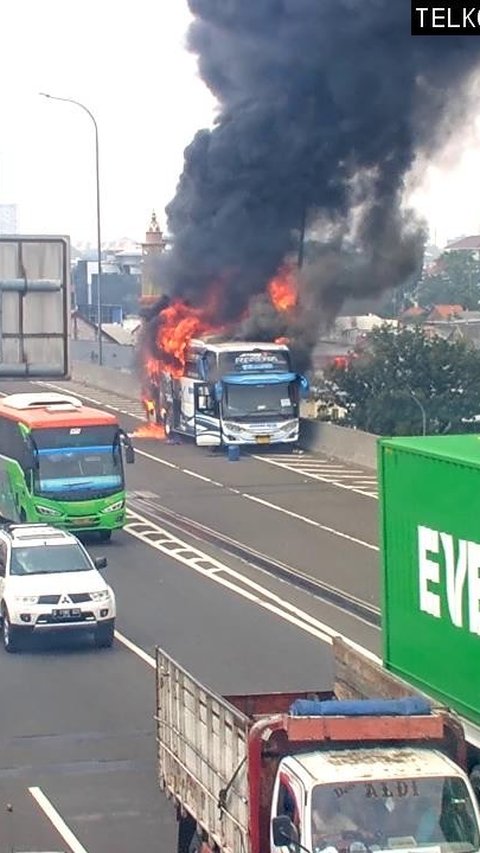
[1,1,478,248]
[0,0,217,244]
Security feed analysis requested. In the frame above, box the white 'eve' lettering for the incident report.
[417,525,480,635]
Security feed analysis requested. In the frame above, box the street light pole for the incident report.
[408,387,427,436]
[40,92,103,365]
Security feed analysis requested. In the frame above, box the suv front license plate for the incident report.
[52,608,81,620]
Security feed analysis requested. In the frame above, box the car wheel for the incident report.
[94,619,115,648]
[2,609,25,653]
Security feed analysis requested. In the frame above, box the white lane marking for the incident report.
[181,468,216,483]
[124,507,380,647]
[130,447,378,551]
[114,630,156,668]
[253,454,379,499]
[241,493,379,551]
[29,786,88,853]
[133,447,178,469]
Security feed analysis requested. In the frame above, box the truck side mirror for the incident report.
[272,815,298,848]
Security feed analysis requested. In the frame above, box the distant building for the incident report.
[0,204,17,234]
[444,235,480,253]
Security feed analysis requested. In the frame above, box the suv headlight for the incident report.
[14,595,39,605]
[37,505,61,517]
[90,590,110,602]
[101,499,124,513]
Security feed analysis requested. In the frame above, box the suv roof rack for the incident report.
[0,522,72,539]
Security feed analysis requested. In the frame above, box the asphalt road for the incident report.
[0,378,380,852]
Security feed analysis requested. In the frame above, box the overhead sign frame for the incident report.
[0,235,71,379]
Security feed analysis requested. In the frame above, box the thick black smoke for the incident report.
[150,0,480,370]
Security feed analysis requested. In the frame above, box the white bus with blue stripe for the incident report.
[155,339,309,447]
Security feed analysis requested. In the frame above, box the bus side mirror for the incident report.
[125,445,135,464]
[298,374,310,398]
[214,381,223,402]
[272,815,299,848]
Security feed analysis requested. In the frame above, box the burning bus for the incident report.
[145,337,309,447]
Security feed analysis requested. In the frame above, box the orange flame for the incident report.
[140,267,299,397]
[267,267,298,312]
[131,422,166,440]
[142,302,216,383]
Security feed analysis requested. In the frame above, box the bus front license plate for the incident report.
[256,436,271,444]
[75,518,95,526]
[52,609,81,620]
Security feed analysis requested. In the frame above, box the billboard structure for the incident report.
[0,235,70,378]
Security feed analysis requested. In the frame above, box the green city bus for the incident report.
[0,392,135,540]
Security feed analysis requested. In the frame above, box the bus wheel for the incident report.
[98,530,112,543]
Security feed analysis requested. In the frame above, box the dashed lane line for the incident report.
[29,786,88,853]
[129,447,378,551]
[114,629,155,668]
[123,507,381,657]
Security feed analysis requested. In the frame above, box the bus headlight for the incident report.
[101,500,124,514]
[37,505,62,517]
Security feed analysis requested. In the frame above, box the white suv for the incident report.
[0,523,116,652]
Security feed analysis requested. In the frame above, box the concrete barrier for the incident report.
[72,362,139,399]
[71,361,377,469]
[299,419,377,469]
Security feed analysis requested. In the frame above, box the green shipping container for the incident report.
[379,434,480,726]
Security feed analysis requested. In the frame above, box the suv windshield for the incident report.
[10,544,93,576]
[311,776,479,853]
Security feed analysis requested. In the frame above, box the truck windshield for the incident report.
[311,777,479,853]
[222,382,295,420]
[31,427,123,500]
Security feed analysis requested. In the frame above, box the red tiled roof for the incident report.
[445,235,480,251]
[427,304,463,319]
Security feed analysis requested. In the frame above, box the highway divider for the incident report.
[71,361,377,470]
[72,361,139,399]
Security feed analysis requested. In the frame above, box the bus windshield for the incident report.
[31,425,123,500]
[223,382,296,420]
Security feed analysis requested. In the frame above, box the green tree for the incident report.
[416,251,480,310]
[325,325,480,436]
